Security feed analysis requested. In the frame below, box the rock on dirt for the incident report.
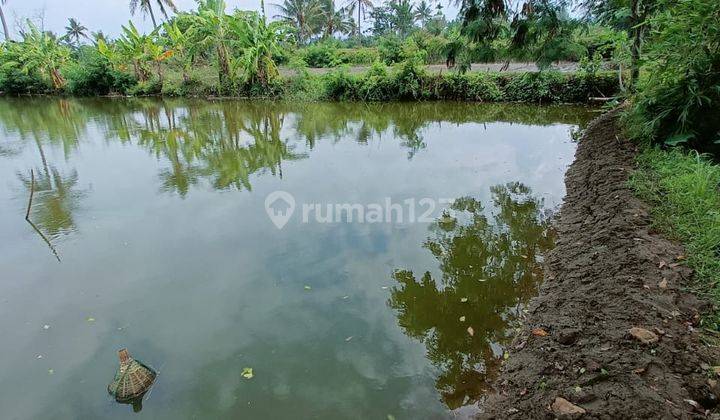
[480,110,719,419]
[552,397,587,415]
[629,327,659,344]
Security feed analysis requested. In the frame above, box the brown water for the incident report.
[0,98,595,419]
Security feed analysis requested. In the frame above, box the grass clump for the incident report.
[630,147,720,325]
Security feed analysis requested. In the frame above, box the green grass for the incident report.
[630,147,720,327]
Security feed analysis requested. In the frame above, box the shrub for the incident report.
[300,42,344,68]
[322,67,359,100]
[358,61,394,101]
[624,0,720,150]
[162,75,215,97]
[378,35,404,65]
[337,48,379,65]
[65,47,116,96]
[0,68,50,94]
[392,58,427,100]
[128,78,163,96]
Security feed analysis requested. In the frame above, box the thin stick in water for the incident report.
[24,169,61,262]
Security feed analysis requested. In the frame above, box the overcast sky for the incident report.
[2,0,459,39]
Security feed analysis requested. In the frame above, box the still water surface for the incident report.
[0,99,595,419]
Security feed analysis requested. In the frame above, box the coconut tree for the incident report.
[414,0,433,28]
[129,0,178,28]
[388,0,416,36]
[273,0,323,45]
[345,0,373,37]
[318,0,355,38]
[0,0,10,41]
[91,30,108,45]
[65,18,89,47]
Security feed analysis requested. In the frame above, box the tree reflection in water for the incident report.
[388,182,556,409]
[17,166,84,240]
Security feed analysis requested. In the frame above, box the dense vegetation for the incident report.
[0,0,716,146]
[0,0,624,103]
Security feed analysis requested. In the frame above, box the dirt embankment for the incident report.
[481,110,720,418]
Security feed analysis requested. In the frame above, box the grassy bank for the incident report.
[1,56,619,104]
[630,147,720,327]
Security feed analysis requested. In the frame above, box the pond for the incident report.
[0,98,595,419]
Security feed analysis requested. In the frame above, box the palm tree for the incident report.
[65,18,89,47]
[129,0,177,28]
[344,0,372,37]
[389,0,416,36]
[414,0,432,28]
[319,0,354,38]
[273,0,323,45]
[91,30,108,45]
[0,0,10,41]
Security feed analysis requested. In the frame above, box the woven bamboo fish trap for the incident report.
[108,349,156,403]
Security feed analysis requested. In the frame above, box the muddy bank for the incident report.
[481,110,720,418]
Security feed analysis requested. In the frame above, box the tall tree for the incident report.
[345,0,373,37]
[64,18,89,47]
[388,0,416,36]
[580,0,656,87]
[414,0,433,28]
[273,0,323,44]
[0,0,10,41]
[319,0,354,38]
[129,0,178,28]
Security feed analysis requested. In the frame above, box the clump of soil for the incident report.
[481,110,720,418]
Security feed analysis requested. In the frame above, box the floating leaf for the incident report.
[467,326,474,336]
[459,316,466,322]
[241,367,254,379]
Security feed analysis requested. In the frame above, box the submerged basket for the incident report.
[108,349,157,403]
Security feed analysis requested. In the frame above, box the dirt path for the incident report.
[481,110,720,418]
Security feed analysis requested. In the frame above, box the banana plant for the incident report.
[185,0,234,87]
[8,22,71,89]
[230,11,292,88]
[144,36,173,84]
[163,22,192,82]
[115,21,153,82]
